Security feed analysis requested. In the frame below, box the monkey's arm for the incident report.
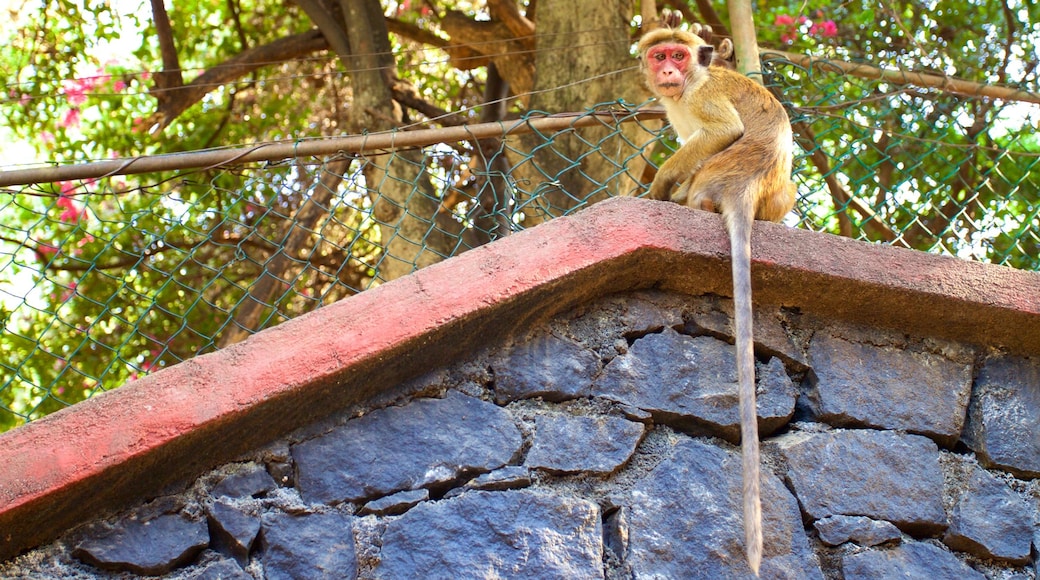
[648,101,744,201]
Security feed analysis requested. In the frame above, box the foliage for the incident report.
[1,0,1038,429]
[753,0,1039,265]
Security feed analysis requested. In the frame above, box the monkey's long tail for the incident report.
[726,205,763,576]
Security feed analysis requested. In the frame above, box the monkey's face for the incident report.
[645,43,694,99]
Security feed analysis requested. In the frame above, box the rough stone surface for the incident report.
[684,295,809,370]
[555,290,686,361]
[358,489,429,516]
[808,332,972,445]
[261,510,356,580]
[72,513,208,575]
[842,542,986,580]
[194,558,253,580]
[602,506,630,562]
[461,466,531,492]
[620,438,823,579]
[963,354,1040,478]
[292,391,522,504]
[778,429,946,534]
[376,490,603,579]
[571,291,685,337]
[210,464,278,499]
[943,465,1034,564]
[756,356,799,430]
[524,413,645,475]
[491,332,600,403]
[207,499,260,564]
[813,515,902,547]
[592,328,797,442]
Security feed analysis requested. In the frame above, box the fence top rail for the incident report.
[0,109,666,189]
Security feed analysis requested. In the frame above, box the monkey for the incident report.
[638,27,797,576]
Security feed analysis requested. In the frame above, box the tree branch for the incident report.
[149,0,184,103]
[767,50,1040,105]
[218,157,352,347]
[149,30,327,131]
[790,118,898,242]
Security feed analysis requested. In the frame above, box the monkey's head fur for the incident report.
[638,28,714,100]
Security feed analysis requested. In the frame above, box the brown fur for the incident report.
[639,27,797,576]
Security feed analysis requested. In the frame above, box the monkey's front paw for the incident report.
[646,180,672,201]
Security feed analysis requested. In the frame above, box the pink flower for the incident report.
[62,79,90,106]
[113,80,126,92]
[60,108,81,128]
[774,13,804,43]
[56,186,88,223]
[59,282,78,302]
[40,131,55,144]
[809,21,838,38]
[35,243,59,262]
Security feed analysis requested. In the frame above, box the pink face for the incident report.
[645,43,692,99]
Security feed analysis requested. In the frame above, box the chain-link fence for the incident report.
[1,54,1037,431]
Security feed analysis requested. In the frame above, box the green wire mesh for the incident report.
[1,56,1037,430]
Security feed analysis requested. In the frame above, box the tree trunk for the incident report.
[511,0,651,225]
[218,0,463,346]
[340,0,464,283]
[218,158,352,347]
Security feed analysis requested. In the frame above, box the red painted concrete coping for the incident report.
[1,196,1038,562]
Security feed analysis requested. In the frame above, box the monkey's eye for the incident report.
[653,52,666,61]
[672,51,685,61]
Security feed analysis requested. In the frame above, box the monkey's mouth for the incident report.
[657,82,684,98]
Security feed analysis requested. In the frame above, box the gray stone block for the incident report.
[778,429,946,535]
[292,391,522,504]
[491,332,600,404]
[814,515,902,547]
[376,490,602,579]
[261,510,356,580]
[72,513,208,576]
[943,465,1033,564]
[524,413,645,475]
[843,542,984,580]
[808,332,972,445]
[621,438,822,579]
[963,354,1040,478]
[592,328,796,442]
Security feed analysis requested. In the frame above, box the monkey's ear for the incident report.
[697,45,714,68]
[717,38,734,61]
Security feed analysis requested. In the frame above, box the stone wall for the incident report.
[2,290,1037,579]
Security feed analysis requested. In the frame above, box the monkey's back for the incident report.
[687,66,796,222]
